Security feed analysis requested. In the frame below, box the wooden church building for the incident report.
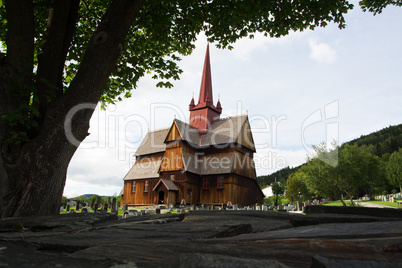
[122,45,264,207]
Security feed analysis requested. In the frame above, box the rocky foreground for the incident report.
[1,207,402,267]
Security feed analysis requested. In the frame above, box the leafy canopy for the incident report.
[0,1,354,135]
[303,142,380,203]
[386,149,402,191]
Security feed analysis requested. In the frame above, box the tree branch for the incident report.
[1,0,34,116]
[36,0,80,110]
[44,0,144,144]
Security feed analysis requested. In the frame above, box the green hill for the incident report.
[257,123,402,188]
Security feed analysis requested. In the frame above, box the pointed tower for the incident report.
[189,44,222,134]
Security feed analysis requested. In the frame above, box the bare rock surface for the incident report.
[1,209,402,267]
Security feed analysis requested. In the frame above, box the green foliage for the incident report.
[0,0,357,145]
[285,171,312,202]
[360,0,402,14]
[386,149,402,192]
[74,195,90,203]
[61,195,68,203]
[264,195,288,206]
[257,166,299,188]
[347,124,402,157]
[259,124,401,199]
[271,181,285,206]
[302,143,380,203]
[88,194,100,204]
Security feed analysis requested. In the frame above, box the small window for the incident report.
[217,176,224,189]
[131,181,136,193]
[170,174,175,181]
[203,177,210,189]
[144,180,149,192]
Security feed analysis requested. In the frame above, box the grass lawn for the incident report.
[60,206,124,215]
[322,201,353,206]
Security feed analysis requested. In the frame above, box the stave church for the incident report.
[121,45,264,207]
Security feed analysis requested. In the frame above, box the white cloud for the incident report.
[309,39,336,63]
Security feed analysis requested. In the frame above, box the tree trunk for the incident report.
[0,0,143,218]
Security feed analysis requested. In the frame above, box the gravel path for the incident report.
[354,201,397,209]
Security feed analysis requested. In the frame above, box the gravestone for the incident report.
[296,201,302,211]
[66,204,70,212]
[256,206,261,211]
[233,204,238,210]
[262,205,267,211]
[94,204,99,213]
[103,203,108,212]
[111,198,117,213]
[81,207,88,213]
[156,208,161,214]
[122,204,128,213]
[76,201,80,210]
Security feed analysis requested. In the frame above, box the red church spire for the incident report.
[198,43,213,105]
[189,44,222,134]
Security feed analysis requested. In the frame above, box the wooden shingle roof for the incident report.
[134,128,169,156]
[123,156,163,181]
[134,114,255,156]
[152,179,179,191]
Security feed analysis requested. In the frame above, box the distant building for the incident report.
[121,45,264,207]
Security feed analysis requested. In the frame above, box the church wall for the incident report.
[123,179,159,205]
[232,151,257,179]
[199,174,229,205]
[230,174,264,205]
[182,172,201,205]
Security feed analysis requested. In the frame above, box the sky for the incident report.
[64,2,402,198]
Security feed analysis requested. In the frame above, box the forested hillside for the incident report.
[347,124,402,157]
[257,124,402,188]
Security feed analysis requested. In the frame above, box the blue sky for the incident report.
[64,3,402,198]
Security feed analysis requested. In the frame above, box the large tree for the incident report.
[0,0,397,217]
[386,149,402,193]
[285,171,311,202]
[303,143,380,206]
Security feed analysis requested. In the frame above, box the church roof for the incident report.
[134,128,169,156]
[171,119,200,145]
[123,155,163,181]
[200,115,247,146]
[134,114,254,157]
[152,179,179,191]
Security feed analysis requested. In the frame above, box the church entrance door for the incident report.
[158,191,165,204]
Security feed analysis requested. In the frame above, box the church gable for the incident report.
[164,121,182,143]
[159,142,185,172]
[235,118,256,152]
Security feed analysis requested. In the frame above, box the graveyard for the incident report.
[1,204,402,267]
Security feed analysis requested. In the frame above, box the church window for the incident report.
[170,174,175,181]
[217,176,224,189]
[131,181,136,193]
[144,180,149,192]
[203,177,210,189]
